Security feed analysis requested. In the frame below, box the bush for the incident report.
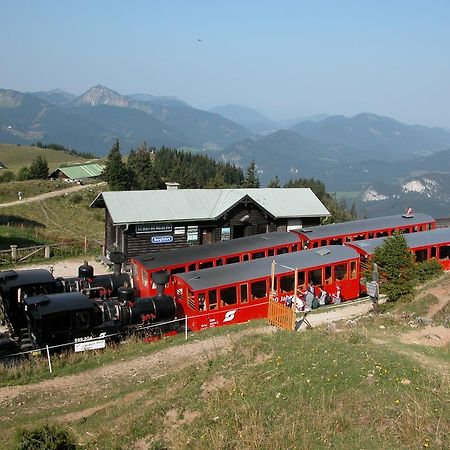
[16,424,78,450]
[0,170,16,183]
[415,259,443,284]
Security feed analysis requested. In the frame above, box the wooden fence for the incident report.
[267,298,296,331]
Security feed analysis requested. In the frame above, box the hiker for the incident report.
[332,286,342,304]
[18,191,23,200]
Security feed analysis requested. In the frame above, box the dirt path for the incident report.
[0,299,376,406]
[0,181,106,208]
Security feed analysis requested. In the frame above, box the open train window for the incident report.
[188,264,196,272]
[220,286,237,306]
[51,314,71,333]
[252,251,265,260]
[321,240,327,247]
[276,246,289,255]
[240,284,248,303]
[324,266,332,284]
[335,263,347,281]
[198,293,206,311]
[350,261,357,279]
[438,245,450,260]
[216,259,223,266]
[75,311,90,330]
[243,254,249,261]
[280,274,294,293]
[414,249,428,263]
[377,231,389,237]
[330,238,342,245]
[402,228,410,233]
[187,291,196,310]
[171,266,186,275]
[226,256,240,264]
[431,246,437,259]
[268,249,275,257]
[309,269,322,285]
[312,242,319,248]
[208,289,217,309]
[251,280,267,300]
[199,261,214,269]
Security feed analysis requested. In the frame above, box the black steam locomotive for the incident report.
[0,255,177,352]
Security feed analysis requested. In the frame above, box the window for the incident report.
[189,264,196,272]
[330,237,342,245]
[325,266,332,284]
[243,254,249,261]
[321,240,327,247]
[142,271,148,287]
[402,228,410,233]
[216,259,223,266]
[251,280,267,299]
[276,246,289,255]
[350,261,357,279]
[220,286,237,306]
[187,290,195,310]
[198,293,206,311]
[280,274,295,293]
[414,225,420,232]
[309,269,322,285]
[75,311,90,330]
[414,249,428,263]
[354,234,366,241]
[240,284,248,303]
[226,256,240,264]
[51,314,71,332]
[199,261,214,269]
[335,263,347,281]
[208,290,217,309]
[431,246,437,259]
[368,233,374,239]
[171,266,186,275]
[268,249,275,257]
[438,245,450,260]
[376,231,389,237]
[298,271,305,290]
[252,251,265,260]
[312,242,319,248]
[345,236,352,242]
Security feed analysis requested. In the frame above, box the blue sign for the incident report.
[151,235,174,244]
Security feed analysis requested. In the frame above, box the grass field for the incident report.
[0,144,91,174]
[0,279,448,450]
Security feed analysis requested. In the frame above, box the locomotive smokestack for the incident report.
[109,251,126,277]
[152,271,170,297]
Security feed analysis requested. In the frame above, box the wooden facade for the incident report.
[103,196,321,261]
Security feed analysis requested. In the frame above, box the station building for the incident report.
[90,188,330,261]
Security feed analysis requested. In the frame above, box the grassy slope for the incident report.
[0,143,89,174]
[0,282,448,449]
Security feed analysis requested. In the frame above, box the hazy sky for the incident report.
[2,0,450,127]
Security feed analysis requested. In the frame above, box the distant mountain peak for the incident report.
[72,85,132,107]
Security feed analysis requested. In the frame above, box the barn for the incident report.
[49,163,105,182]
[90,188,330,261]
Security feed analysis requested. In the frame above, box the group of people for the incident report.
[285,281,342,312]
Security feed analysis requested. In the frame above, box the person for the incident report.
[18,191,23,201]
[318,285,328,306]
[332,286,342,305]
[304,281,315,311]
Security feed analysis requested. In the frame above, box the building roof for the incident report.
[134,231,300,269]
[50,163,105,180]
[292,213,435,241]
[90,188,330,225]
[347,227,450,256]
[175,245,359,291]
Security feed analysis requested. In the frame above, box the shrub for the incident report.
[0,170,16,183]
[16,424,78,450]
[415,259,443,284]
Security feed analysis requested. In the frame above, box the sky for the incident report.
[1,0,450,127]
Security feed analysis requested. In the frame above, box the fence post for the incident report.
[10,245,17,261]
[84,237,88,254]
[44,245,51,259]
[185,315,188,340]
[46,345,53,373]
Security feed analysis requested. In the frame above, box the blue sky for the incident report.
[2,0,450,126]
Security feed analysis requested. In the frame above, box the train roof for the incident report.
[174,245,359,291]
[24,292,95,317]
[0,269,55,289]
[134,232,300,269]
[292,213,435,241]
[347,227,450,256]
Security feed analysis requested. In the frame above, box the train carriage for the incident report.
[292,213,435,249]
[131,232,301,297]
[173,245,361,332]
[347,227,450,270]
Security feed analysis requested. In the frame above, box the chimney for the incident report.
[165,182,180,190]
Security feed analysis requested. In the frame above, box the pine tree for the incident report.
[102,140,131,191]
[267,175,281,188]
[28,156,49,179]
[372,233,416,302]
[242,160,260,188]
[127,143,164,190]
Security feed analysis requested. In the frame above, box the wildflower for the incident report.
[395,400,400,404]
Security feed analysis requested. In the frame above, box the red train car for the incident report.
[131,232,301,297]
[173,245,361,331]
[292,213,435,249]
[347,227,450,271]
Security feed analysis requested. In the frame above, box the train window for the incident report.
[252,251,265,260]
[51,314,71,332]
[243,254,249,261]
[309,269,322,285]
[171,266,186,275]
[240,284,248,303]
[414,249,428,263]
[324,266,332,284]
[198,293,206,311]
[377,231,389,237]
[220,286,237,306]
[321,240,327,247]
[335,263,347,281]
[199,261,214,269]
[276,247,289,255]
[189,264,196,272]
[350,261,357,279]
[368,233,374,239]
[431,246,437,259]
[142,271,148,287]
[402,228,410,233]
[226,256,240,264]
[188,291,196,310]
[298,271,305,289]
[354,234,365,241]
[345,236,352,242]
[280,274,295,293]
[312,242,319,248]
[208,290,218,309]
[268,249,275,257]
[438,245,450,260]
[330,238,342,245]
[414,226,420,232]
[251,280,267,300]
[216,258,223,266]
[75,311,90,330]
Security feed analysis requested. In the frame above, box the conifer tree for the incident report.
[127,142,164,190]
[28,156,49,179]
[267,175,281,188]
[103,140,131,191]
[242,160,260,188]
